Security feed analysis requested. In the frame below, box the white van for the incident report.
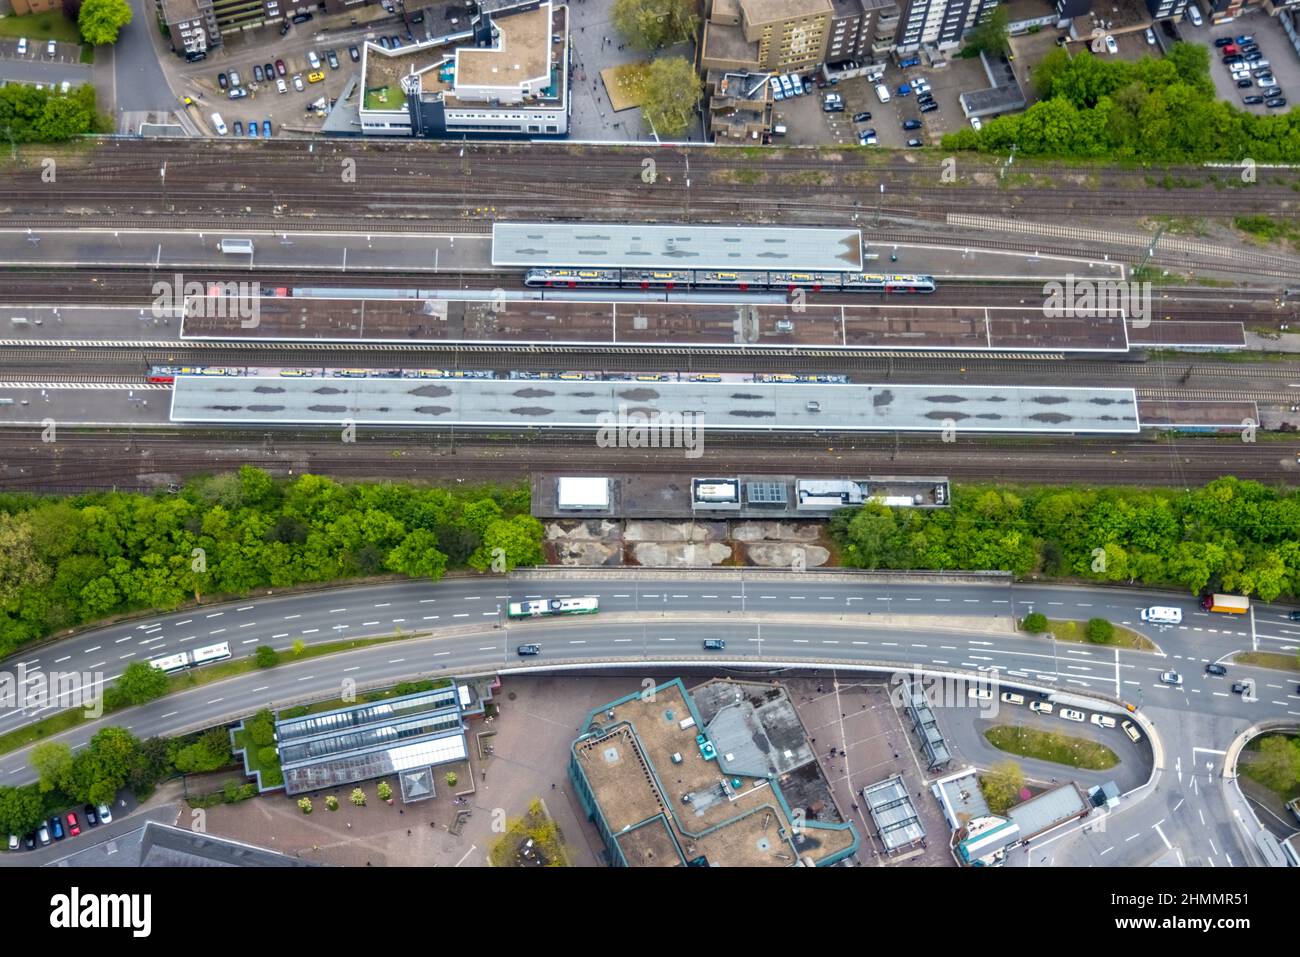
[999,691,1025,706]
[1090,714,1116,729]
[875,83,891,103]
[1121,720,1142,742]
[1140,606,1182,625]
[210,112,228,136]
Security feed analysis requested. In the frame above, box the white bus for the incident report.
[191,641,232,665]
[507,596,599,619]
[149,652,190,674]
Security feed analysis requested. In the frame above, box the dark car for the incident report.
[233,120,243,136]
[1223,55,1244,65]
[280,19,291,35]
[1242,94,1264,104]
[902,118,922,130]
[349,44,361,61]
[253,64,264,83]
[291,11,313,22]
[853,111,872,123]
[1288,610,1300,621]
[1205,663,1227,676]
[411,10,424,22]
[1266,96,1287,108]
[906,138,924,147]
[264,62,275,80]
[49,817,64,840]
[83,804,98,827]
[1214,36,1233,47]
[327,49,340,69]
[276,59,287,76]
[919,102,938,113]
[1237,78,1254,88]
[1263,86,1282,98]
[703,639,726,650]
[1231,682,1249,694]
[1237,34,1254,45]
[516,643,541,656]
[23,833,35,850]
[217,72,229,90]
[1245,51,1263,62]
[185,50,206,62]
[379,36,391,49]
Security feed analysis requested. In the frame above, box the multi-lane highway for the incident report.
[2,570,1296,865]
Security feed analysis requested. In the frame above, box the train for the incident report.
[522,268,937,294]
[147,366,850,385]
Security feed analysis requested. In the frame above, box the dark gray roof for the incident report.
[46,820,313,867]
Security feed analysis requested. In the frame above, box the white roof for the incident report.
[557,476,609,508]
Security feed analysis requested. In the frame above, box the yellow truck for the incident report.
[1201,594,1250,614]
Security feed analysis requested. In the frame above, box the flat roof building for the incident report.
[172,378,1141,436]
[862,774,926,854]
[46,820,313,867]
[569,678,859,867]
[1006,782,1090,840]
[273,685,468,795]
[492,222,864,272]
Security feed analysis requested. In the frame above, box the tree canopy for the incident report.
[79,0,132,46]
[0,83,97,146]
[611,0,699,52]
[640,56,701,139]
[0,470,540,657]
[944,42,1300,161]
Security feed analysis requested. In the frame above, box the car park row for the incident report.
[7,802,112,852]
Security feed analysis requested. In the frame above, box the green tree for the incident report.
[1249,736,1300,793]
[965,6,1009,55]
[113,661,170,706]
[385,528,449,581]
[298,797,313,814]
[611,0,699,52]
[350,787,367,806]
[377,781,393,801]
[78,0,133,45]
[470,515,544,573]
[1085,618,1114,643]
[325,795,339,811]
[1021,612,1048,633]
[0,513,50,605]
[640,56,701,139]
[0,784,47,836]
[30,742,74,794]
[255,645,280,668]
[980,759,1024,814]
[446,772,458,788]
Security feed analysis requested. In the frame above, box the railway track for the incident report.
[0,429,1292,493]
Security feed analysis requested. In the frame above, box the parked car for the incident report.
[1122,720,1142,742]
[703,639,726,650]
[46,39,56,57]
[291,10,312,22]
[920,102,938,113]
[858,131,877,145]
[262,119,272,137]
[1029,700,1053,714]
[17,38,27,56]
[1256,75,1277,87]
[275,59,287,76]
[7,833,17,851]
[1060,708,1086,722]
[276,77,287,94]
[253,64,265,83]
[49,816,63,840]
[217,72,229,90]
[379,36,392,49]
[1266,97,1287,108]
[1145,28,1156,44]
[228,87,247,99]
[1214,36,1233,47]
[233,120,243,135]
[37,824,50,846]
[1237,34,1254,45]
[391,36,403,48]
[327,49,340,69]
[896,83,912,96]
[906,137,924,147]
[83,805,98,827]
[1242,94,1264,104]
[210,112,228,135]
[1104,35,1118,54]
[293,74,305,92]
[902,118,922,130]
[280,19,291,35]
[308,50,321,69]
[349,45,361,62]
[1222,43,1240,56]
[970,115,982,130]
[1205,662,1227,675]
[1263,86,1283,98]
[229,70,241,87]
[1160,671,1183,686]
[23,832,35,850]
[248,122,258,138]
[411,9,424,22]
[97,803,112,825]
[1187,6,1202,26]
[66,813,80,837]
[853,111,872,123]
[1091,714,1117,729]
[308,71,325,83]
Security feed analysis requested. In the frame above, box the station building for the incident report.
[569,678,860,867]
[358,0,569,138]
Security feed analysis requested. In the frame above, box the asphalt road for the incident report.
[1,571,1296,865]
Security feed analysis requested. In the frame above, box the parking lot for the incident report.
[1193,13,1297,115]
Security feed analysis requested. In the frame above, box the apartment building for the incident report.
[895,0,1001,52]
[700,0,834,73]
[155,0,282,55]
